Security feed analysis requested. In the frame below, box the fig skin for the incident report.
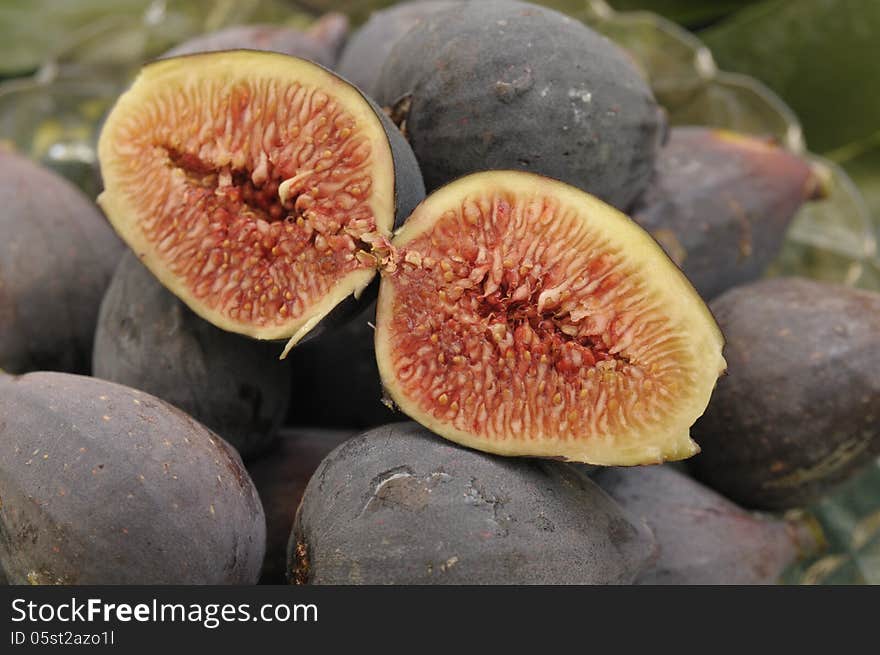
[93,251,291,459]
[0,149,124,374]
[630,128,824,300]
[337,0,463,97]
[593,465,824,584]
[162,13,350,68]
[290,422,656,585]
[374,0,665,209]
[691,277,880,510]
[0,371,266,585]
[286,300,404,429]
[247,428,354,584]
[97,52,425,350]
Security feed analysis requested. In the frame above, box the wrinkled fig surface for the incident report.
[631,128,823,300]
[162,13,350,67]
[247,428,353,584]
[692,277,880,510]
[0,149,124,374]
[0,372,265,584]
[337,1,462,97]
[94,251,291,458]
[375,0,665,208]
[291,422,655,584]
[594,465,823,584]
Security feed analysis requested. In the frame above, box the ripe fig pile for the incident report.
[4,0,873,587]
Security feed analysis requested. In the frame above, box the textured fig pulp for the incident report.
[98,52,396,348]
[376,172,726,465]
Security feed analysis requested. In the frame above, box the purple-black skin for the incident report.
[93,251,291,459]
[691,277,880,510]
[594,465,823,584]
[162,13,350,68]
[0,150,124,374]
[0,371,266,585]
[630,127,822,300]
[290,422,655,585]
[337,0,463,97]
[247,428,354,584]
[286,300,407,429]
[374,0,664,209]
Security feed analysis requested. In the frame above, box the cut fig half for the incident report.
[98,51,423,353]
[375,171,726,465]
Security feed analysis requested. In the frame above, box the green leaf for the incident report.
[703,0,880,154]
[609,0,761,27]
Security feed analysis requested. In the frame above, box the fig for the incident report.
[290,422,655,584]
[691,277,880,510]
[374,0,665,208]
[0,371,265,584]
[286,300,401,428]
[247,428,353,583]
[98,51,424,353]
[593,465,824,584]
[162,13,350,68]
[0,149,124,374]
[630,128,824,300]
[93,251,291,459]
[375,171,726,465]
[336,1,463,97]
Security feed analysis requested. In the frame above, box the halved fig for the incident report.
[375,171,726,465]
[98,51,423,352]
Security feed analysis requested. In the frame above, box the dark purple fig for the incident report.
[630,128,824,299]
[692,277,880,510]
[286,300,402,429]
[93,251,291,459]
[162,13,350,68]
[0,149,123,374]
[337,1,463,97]
[594,465,824,584]
[0,371,265,584]
[247,428,354,583]
[374,0,665,208]
[290,422,656,584]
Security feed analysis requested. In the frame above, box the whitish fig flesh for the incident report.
[375,171,726,465]
[0,372,265,584]
[290,422,656,584]
[98,51,423,352]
